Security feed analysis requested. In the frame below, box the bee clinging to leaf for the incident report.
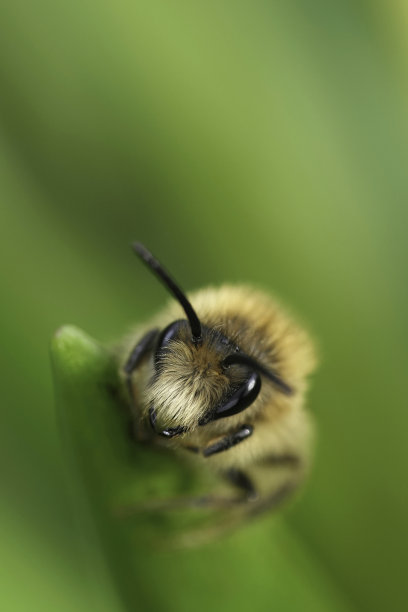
[120,243,317,527]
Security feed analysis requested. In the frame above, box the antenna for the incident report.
[132,242,202,342]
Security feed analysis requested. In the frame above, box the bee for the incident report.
[120,242,317,531]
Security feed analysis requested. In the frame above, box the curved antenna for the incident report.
[132,242,202,342]
[222,353,293,396]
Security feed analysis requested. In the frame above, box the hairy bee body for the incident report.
[121,276,317,507]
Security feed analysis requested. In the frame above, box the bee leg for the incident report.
[123,328,159,440]
[117,477,297,533]
[166,481,298,549]
[224,468,258,501]
[117,494,247,516]
[202,424,253,457]
[246,480,299,520]
[117,461,300,547]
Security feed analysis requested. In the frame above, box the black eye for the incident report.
[199,371,261,425]
[154,319,186,368]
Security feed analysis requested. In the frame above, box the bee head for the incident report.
[133,242,293,438]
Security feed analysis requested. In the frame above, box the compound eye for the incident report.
[154,319,185,368]
[199,371,261,425]
[214,372,261,420]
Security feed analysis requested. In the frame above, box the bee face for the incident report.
[146,319,262,435]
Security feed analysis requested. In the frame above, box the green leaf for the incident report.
[51,325,354,612]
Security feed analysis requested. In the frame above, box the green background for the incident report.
[1,1,408,610]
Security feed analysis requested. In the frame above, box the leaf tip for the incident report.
[50,325,108,381]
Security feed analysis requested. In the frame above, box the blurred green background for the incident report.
[1,0,408,610]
